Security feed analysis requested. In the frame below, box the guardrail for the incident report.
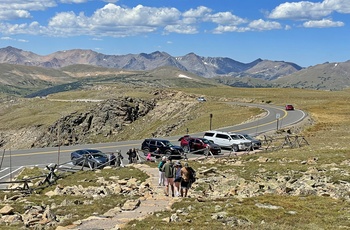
[262,135,309,151]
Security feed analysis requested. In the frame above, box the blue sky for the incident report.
[0,0,349,67]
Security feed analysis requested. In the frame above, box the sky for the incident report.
[0,0,349,67]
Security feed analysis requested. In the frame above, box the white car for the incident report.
[197,97,206,102]
[203,130,252,152]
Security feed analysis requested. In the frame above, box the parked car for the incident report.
[197,96,207,102]
[285,104,294,110]
[203,130,252,152]
[235,133,262,150]
[70,149,109,169]
[141,138,184,159]
[179,135,221,154]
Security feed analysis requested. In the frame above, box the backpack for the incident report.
[189,167,196,183]
[158,161,165,171]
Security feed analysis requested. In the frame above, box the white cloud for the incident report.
[2,1,346,38]
[45,3,185,36]
[1,36,14,40]
[268,0,350,20]
[323,0,350,14]
[182,6,212,18]
[0,10,31,20]
[60,0,88,3]
[213,25,250,34]
[0,0,56,20]
[249,19,282,31]
[303,18,345,28]
[0,36,27,42]
[164,24,198,34]
[268,1,330,20]
[206,11,247,25]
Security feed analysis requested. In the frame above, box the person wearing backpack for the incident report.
[180,162,195,197]
[158,156,166,186]
[162,157,175,197]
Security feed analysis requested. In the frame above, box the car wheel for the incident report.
[143,148,150,156]
[231,145,239,152]
[183,145,189,153]
[90,162,96,169]
[164,150,171,157]
[71,158,78,165]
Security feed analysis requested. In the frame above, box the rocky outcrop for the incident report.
[2,155,350,229]
[190,157,350,201]
[31,97,157,148]
[0,165,152,229]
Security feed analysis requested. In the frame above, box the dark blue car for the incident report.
[70,149,109,169]
[141,138,184,159]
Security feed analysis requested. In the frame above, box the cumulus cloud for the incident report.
[303,18,345,28]
[207,11,248,25]
[182,6,212,18]
[0,10,31,20]
[213,25,250,33]
[0,1,347,39]
[0,36,14,40]
[60,0,88,3]
[0,0,56,20]
[249,19,282,31]
[268,0,350,20]
[164,24,198,34]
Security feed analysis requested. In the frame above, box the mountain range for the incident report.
[0,46,350,93]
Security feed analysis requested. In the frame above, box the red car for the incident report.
[285,104,294,110]
[178,136,221,155]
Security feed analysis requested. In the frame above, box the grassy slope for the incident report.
[1,85,350,229]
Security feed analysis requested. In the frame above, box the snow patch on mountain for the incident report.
[178,74,192,79]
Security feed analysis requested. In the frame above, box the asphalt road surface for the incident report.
[0,103,306,184]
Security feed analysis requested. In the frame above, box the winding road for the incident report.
[0,103,307,184]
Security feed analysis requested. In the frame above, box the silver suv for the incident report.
[235,132,261,150]
[203,130,252,152]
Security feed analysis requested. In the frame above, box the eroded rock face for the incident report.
[31,97,156,148]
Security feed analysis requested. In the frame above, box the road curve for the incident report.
[0,103,307,183]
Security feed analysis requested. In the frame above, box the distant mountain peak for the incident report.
[0,46,303,80]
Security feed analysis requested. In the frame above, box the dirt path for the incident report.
[65,164,178,230]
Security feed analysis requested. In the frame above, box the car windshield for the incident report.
[201,138,210,144]
[241,134,254,140]
[92,153,106,159]
[230,135,240,140]
[86,149,103,154]
[163,140,174,147]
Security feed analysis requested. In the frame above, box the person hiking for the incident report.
[158,156,166,186]
[174,161,182,197]
[162,157,175,197]
[126,149,133,164]
[109,152,116,166]
[146,152,156,162]
[131,148,138,163]
[180,162,195,197]
[115,150,124,167]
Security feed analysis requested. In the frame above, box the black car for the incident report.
[70,149,109,169]
[141,138,184,158]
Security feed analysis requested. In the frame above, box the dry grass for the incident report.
[2,85,350,229]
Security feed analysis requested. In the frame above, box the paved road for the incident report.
[0,103,306,184]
